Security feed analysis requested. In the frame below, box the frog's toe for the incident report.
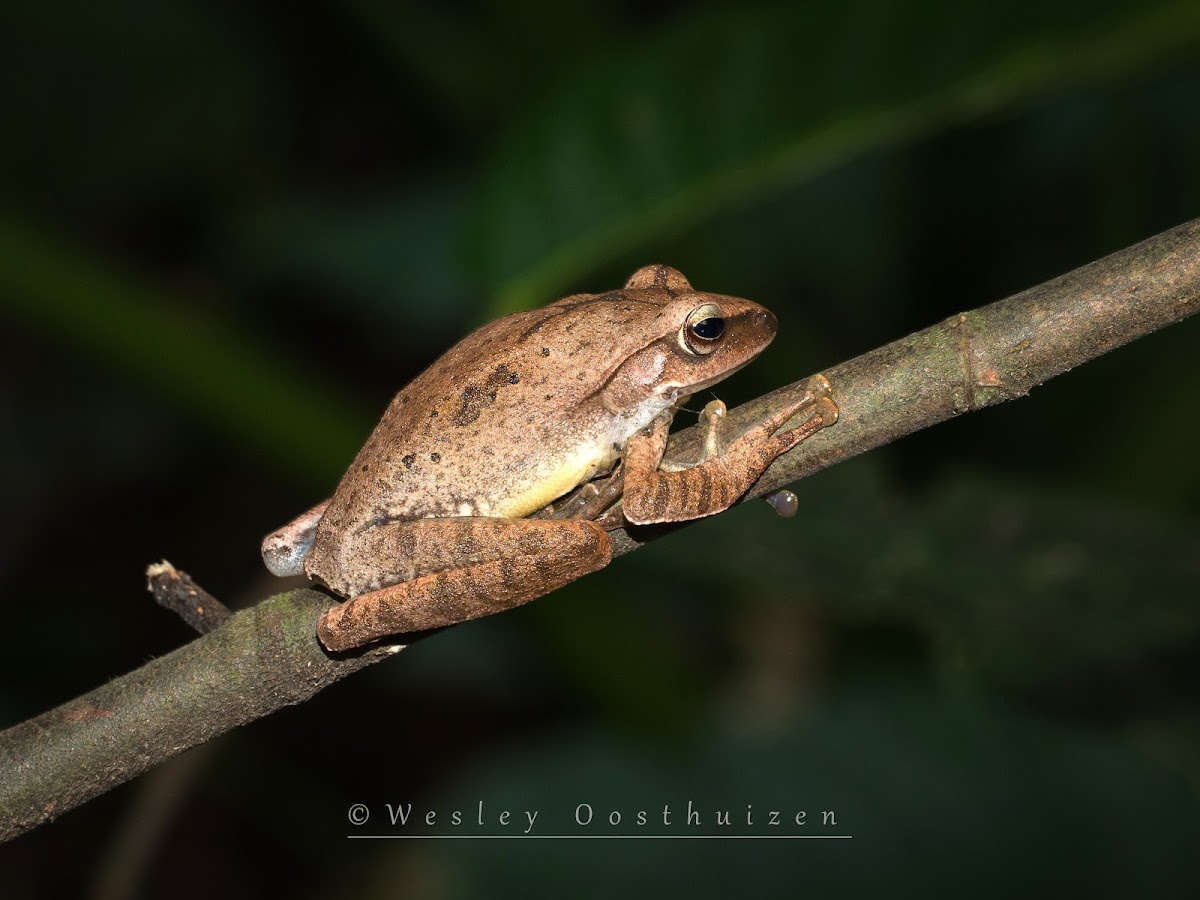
[261,531,311,578]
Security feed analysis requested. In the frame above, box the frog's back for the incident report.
[313,291,667,547]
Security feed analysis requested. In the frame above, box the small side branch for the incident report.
[1,218,1197,842]
[146,560,232,635]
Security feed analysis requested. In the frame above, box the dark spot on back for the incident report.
[452,363,521,426]
[430,452,441,463]
[402,453,416,469]
[453,384,488,426]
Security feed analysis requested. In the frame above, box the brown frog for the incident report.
[262,265,837,651]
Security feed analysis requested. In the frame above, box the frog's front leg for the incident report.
[311,517,611,651]
[622,375,838,526]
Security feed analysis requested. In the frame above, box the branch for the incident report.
[146,560,233,634]
[667,218,1200,508]
[2,218,1197,842]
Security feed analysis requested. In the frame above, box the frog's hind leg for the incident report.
[315,517,612,652]
[621,375,838,525]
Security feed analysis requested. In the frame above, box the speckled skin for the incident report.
[304,266,775,589]
[262,265,838,650]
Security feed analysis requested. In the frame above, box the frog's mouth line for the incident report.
[670,347,767,398]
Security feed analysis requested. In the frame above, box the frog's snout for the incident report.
[755,307,778,332]
[743,305,778,343]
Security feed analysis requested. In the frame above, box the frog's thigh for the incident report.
[317,518,612,652]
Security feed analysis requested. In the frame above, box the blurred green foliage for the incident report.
[0,0,1199,897]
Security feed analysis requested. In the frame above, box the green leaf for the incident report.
[467,0,1200,314]
[227,179,476,335]
[0,213,370,483]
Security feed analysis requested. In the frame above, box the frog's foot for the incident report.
[693,376,837,463]
[733,376,838,467]
[314,517,611,652]
[700,399,727,462]
[654,398,728,474]
[261,499,330,577]
[539,466,626,525]
[622,374,838,525]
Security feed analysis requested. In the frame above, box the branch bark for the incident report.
[2,218,1198,842]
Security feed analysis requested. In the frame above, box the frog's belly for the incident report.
[480,400,671,519]
[415,400,670,521]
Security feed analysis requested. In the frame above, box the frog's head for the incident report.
[595,264,779,416]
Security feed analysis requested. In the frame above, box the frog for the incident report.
[261,265,838,652]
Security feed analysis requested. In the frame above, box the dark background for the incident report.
[2,0,1200,897]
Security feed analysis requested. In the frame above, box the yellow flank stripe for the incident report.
[491,453,598,519]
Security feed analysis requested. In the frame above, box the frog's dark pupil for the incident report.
[691,316,725,340]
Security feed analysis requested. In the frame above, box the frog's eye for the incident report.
[681,304,725,355]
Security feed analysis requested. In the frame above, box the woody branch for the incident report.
[1,217,1197,842]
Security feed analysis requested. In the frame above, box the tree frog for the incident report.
[262,265,838,651]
